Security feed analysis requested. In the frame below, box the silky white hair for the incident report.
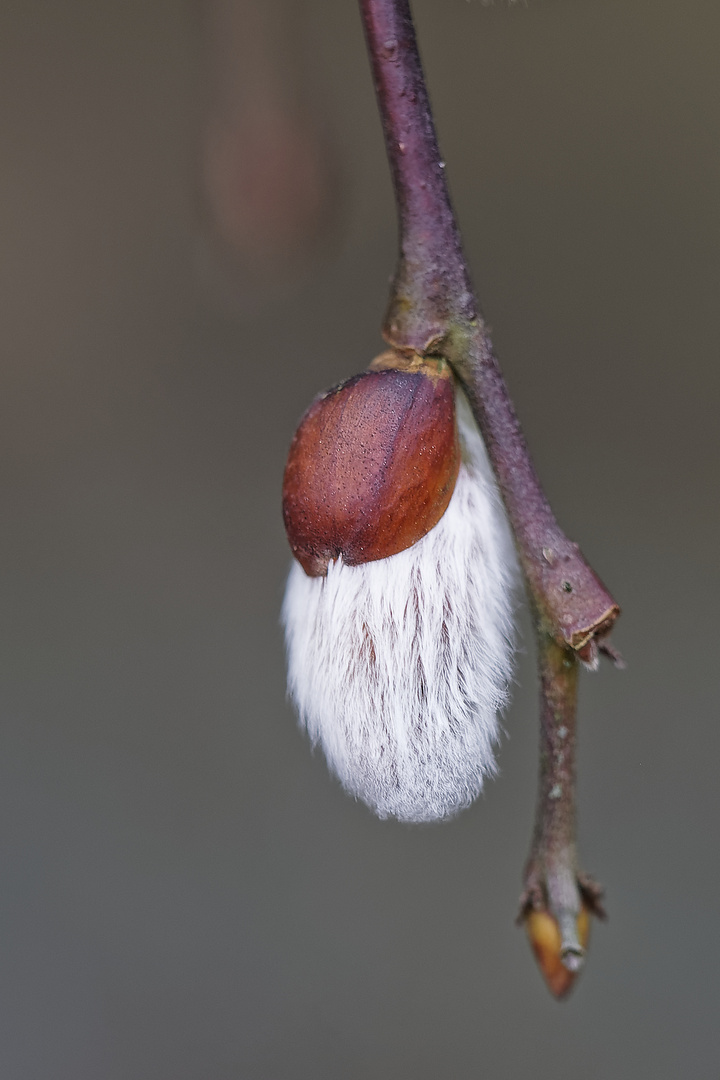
[282,392,517,823]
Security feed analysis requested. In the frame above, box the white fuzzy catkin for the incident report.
[282,393,517,823]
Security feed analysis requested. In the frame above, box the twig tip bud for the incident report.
[524,905,591,1000]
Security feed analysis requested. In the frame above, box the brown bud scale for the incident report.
[283,358,459,576]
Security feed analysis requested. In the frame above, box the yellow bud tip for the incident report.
[525,906,590,999]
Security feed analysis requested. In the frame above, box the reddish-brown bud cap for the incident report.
[283,353,459,576]
[525,905,591,1000]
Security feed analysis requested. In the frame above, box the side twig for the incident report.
[359,0,621,995]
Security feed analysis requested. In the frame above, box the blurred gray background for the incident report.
[0,0,718,1076]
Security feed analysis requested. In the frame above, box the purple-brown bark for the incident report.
[358,0,621,995]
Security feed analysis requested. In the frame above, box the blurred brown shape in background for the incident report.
[200,0,338,293]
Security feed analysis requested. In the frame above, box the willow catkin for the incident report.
[282,393,517,822]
